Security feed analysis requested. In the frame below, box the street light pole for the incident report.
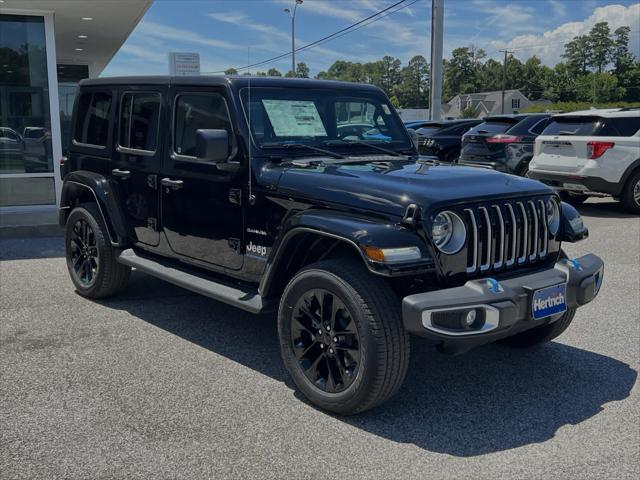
[284,0,303,76]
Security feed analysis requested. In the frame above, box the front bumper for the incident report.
[402,253,604,353]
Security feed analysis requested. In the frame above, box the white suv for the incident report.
[529,108,640,213]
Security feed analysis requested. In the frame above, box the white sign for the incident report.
[261,100,327,137]
[169,52,200,76]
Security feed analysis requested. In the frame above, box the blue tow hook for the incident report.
[486,278,503,293]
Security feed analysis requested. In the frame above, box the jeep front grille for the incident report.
[463,199,550,275]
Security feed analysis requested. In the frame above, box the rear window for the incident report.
[119,92,161,152]
[542,117,599,136]
[506,116,548,135]
[74,91,113,147]
[466,120,516,135]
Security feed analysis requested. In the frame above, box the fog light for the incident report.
[464,309,477,327]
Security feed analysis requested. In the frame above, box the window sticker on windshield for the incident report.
[261,100,327,137]
[382,104,391,115]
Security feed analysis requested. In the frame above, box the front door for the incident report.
[111,87,165,246]
[160,89,243,270]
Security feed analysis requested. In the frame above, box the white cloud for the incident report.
[548,0,567,18]
[136,20,243,50]
[487,3,640,66]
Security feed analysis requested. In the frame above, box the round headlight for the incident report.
[546,198,560,235]
[432,211,466,254]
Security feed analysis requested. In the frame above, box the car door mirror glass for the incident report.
[195,129,229,163]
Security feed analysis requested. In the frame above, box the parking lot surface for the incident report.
[1,198,639,479]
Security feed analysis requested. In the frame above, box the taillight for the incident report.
[587,141,614,159]
[59,156,67,166]
[486,134,522,143]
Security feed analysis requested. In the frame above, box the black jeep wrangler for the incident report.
[60,76,604,414]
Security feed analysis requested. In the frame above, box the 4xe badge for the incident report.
[532,283,567,320]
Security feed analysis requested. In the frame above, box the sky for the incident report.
[102,0,640,77]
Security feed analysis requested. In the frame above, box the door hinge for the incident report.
[147,217,157,231]
[147,174,157,190]
[228,188,242,205]
[228,238,241,252]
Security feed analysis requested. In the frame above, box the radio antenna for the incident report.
[247,47,256,206]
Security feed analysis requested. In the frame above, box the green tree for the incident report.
[224,68,238,75]
[266,68,282,77]
[612,26,634,76]
[563,35,591,75]
[379,55,402,97]
[477,58,503,92]
[588,21,615,73]
[443,47,476,99]
[520,56,547,100]
[460,106,476,118]
[395,55,429,108]
[542,62,576,102]
[575,72,623,102]
[295,62,310,78]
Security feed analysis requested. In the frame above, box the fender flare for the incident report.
[259,209,434,297]
[59,171,128,245]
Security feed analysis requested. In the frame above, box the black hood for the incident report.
[262,159,553,218]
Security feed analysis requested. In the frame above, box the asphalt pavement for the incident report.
[1,198,638,479]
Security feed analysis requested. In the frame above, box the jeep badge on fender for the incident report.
[59,75,604,415]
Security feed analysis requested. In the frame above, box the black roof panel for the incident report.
[80,75,383,92]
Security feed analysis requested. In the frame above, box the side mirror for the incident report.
[195,129,229,163]
[407,128,419,151]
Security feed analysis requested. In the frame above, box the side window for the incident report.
[174,93,231,158]
[597,120,622,137]
[74,91,112,147]
[530,119,549,135]
[119,92,161,152]
[610,117,640,137]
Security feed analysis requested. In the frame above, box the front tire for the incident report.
[65,203,130,299]
[278,258,410,415]
[620,170,640,214]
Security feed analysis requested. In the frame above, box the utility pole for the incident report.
[499,49,513,114]
[429,0,444,120]
[284,0,303,75]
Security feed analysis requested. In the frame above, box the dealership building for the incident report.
[0,0,152,231]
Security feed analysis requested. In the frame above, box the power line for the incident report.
[202,0,420,74]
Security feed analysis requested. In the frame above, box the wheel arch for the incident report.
[620,158,640,189]
[259,209,434,298]
[59,171,128,245]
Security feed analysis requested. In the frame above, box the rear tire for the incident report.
[65,203,130,299]
[620,170,640,214]
[278,258,410,415]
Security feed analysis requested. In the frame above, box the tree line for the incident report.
[224,21,638,109]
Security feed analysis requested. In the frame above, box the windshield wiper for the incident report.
[261,142,345,159]
[323,139,402,157]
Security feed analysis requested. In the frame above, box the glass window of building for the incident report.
[0,14,55,206]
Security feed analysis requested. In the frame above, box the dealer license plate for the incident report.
[531,283,567,320]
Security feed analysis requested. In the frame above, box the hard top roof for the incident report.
[80,75,383,92]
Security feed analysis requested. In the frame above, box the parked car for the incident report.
[415,119,482,162]
[59,76,603,415]
[529,108,640,213]
[0,127,24,155]
[404,120,431,130]
[22,126,51,173]
[458,114,551,175]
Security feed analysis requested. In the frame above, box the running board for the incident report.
[116,249,273,314]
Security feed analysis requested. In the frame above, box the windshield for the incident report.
[240,87,412,153]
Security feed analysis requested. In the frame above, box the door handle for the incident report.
[161,177,184,190]
[112,168,131,178]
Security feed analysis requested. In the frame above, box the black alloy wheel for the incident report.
[69,218,99,287]
[291,288,361,393]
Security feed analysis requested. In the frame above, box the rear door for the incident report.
[534,116,601,173]
[111,87,165,246]
[160,88,244,271]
